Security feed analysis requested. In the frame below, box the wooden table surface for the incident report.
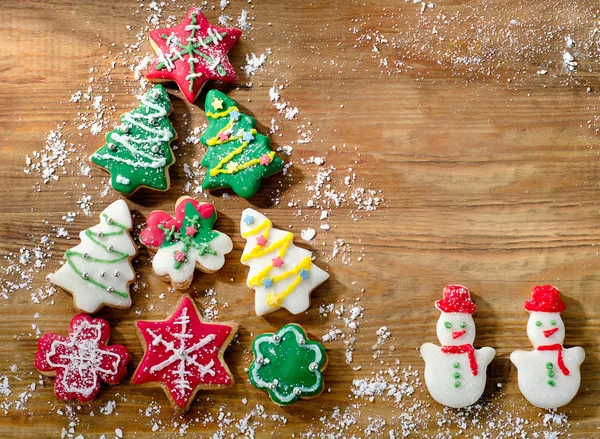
[2,0,600,437]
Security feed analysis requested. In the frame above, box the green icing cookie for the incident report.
[91,85,176,195]
[248,323,327,405]
[200,90,284,198]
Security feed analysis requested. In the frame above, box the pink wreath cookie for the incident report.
[35,314,130,403]
[146,7,242,103]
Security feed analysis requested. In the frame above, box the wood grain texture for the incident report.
[1,0,600,437]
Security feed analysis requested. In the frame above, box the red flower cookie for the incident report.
[35,314,130,403]
[131,295,238,415]
[146,7,242,103]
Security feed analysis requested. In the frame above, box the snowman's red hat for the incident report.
[524,285,566,313]
[435,285,477,314]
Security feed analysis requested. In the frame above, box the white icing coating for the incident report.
[510,312,585,409]
[46,319,122,398]
[116,175,131,185]
[239,208,330,316]
[421,312,495,409]
[145,305,216,396]
[51,200,137,313]
[152,232,233,284]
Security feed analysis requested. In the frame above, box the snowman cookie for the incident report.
[510,285,585,409]
[139,197,233,290]
[420,285,496,408]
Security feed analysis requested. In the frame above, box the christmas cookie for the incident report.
[131,295,239,415]
[51,199,138,314]
[200,90,284,198]
[90,85,176,195]
[248,323,327,406]
[510,285,585,409]
[139,196,233,290]
[35,314,130,403]
[420,285,496,408]
[239,209,329,316]
[146,7,242,103]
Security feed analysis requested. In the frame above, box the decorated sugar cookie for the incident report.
[200,90,285,198]
[35,314,130,403]
[146,7,242,103]
[240,209,329,316]
[139,197,233,290]
[51,200,138,314]
[510,285,585,409]
[91,85,176,195]
[131,295,238,415]
[420,285,496,408]
[249,324,327,406]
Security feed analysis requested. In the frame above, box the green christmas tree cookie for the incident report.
[91,85,177,195]
[200,90,284,198]
[248,323,328,405]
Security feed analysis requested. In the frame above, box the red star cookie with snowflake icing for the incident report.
[35,314,130,403]
[146,7,242,103]
[132,295,239,415]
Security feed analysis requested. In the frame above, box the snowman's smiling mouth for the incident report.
[543,328,559,338]
[452,330,466,339]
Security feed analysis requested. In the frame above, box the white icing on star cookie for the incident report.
[510,285,585,409]
[51,200,138,313]
[239,208,329,316]
[420,285,495,409]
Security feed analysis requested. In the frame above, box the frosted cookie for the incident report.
[239,209,329,316]
[139,196,233,290]
[131,295,239,415]
[200,90,284,198]
[146,7,242,103]
[51,199,138,314]
[90,85,176,195]
[510,285,585,409]
[35,314,130,403]
[420,285,496,408]
[248,323,327,406]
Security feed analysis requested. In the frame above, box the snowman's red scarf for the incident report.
[537,344,570,375]
[441,344,478,376]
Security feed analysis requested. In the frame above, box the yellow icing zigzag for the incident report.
[242,219,312,307]
[206,106,239,119]
[206,116,260,176]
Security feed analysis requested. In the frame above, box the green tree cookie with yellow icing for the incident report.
[249,324,328,406]
[200,90,284,198]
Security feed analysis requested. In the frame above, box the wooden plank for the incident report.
[1,0,599,437]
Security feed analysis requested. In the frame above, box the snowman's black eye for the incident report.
[444,322,452,329]
[550,320,556,326]
[459,322,467,329]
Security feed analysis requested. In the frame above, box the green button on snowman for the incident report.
[510,285,585,409]
[420,285,496,408]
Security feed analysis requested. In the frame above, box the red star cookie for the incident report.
[35,314,130,403]
[131,295,239,415]
[146,7,242,103]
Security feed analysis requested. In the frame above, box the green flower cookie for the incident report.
[249,323,327,405]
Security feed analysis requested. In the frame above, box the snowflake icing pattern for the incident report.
[132,295,238,411]
[35,314,130,402]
